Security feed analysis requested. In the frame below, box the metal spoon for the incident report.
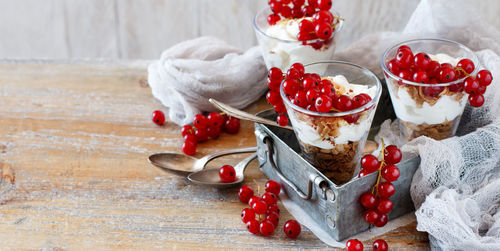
[148,146,257,174]
[187,152,257,188]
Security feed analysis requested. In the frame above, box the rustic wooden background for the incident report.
[0,61,430,250]
[1,0,499,59]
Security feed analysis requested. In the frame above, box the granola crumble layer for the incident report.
[400,117,461,141]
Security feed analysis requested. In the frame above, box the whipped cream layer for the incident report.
[262,18,335,71]
[288,75,377,148]
[389,53,467,125]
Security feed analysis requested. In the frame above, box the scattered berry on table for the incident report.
[152,110,165,126]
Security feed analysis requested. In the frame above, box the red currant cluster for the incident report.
[152,110,166,126]
[387,45,493,107]
[346,238,388,251]
[180,112,240,155]
[266,63,373,125]
[238,180,301,238]
[358,142,402,228]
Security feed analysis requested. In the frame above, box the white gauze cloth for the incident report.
[147,36,268,126]
[278,0,500,249]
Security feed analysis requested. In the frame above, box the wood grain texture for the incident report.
[0,62,429,250]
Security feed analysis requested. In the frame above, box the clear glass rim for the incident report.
[280,60,382,117]
[253,7,344,44]
[381,38,480,87]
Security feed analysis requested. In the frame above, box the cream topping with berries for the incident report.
[265,17,311,41]
[288,75,377,148]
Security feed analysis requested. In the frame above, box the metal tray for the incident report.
[253,83,420,241]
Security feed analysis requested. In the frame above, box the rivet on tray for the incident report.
[326,189,336,202]
[327,215,336,229]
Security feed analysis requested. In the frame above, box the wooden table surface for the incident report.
[0,61,429,250]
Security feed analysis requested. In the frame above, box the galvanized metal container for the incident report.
[253,85,420,241]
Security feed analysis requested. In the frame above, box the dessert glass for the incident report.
[253,8,344,72]
[381,38,479,141]
[281,61,382,185]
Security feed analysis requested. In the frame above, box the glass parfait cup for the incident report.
[253,7,344,71]
[281,61,382,185]
[381,39,479,141]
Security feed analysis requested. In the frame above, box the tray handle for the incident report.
[264,137,313,200]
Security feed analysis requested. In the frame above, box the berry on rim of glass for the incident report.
[427,60,441,77]
[382,164,400,182]
[334,94,354,111]
[268,67,283,81]
[378,182,396,198]
[412,70,429,83]
[376,198,393,214]
[364,209,380,224]
[359,192,377,209]
[457,58,475,74]
[301,5,315,17]
[181,125,194,137]
[384,145,402,164]
[395,49,414,69]
[262,192,278,206]
[266,212,280,227]
[284,220,301,239]
[361,154,380,173]
[313,10,334,24]
[281,5,292,18]
[277,114,289,126]
[219,165,236,183]
[182,140,196,156]
[353,94,369,108]
[246,219,259,234]
[358,169,369,178]
[476,69,493,86]
[373,239,389,251]
[397,45,411,53]
[315,95,333,113]
[287,68,301,80]
[314,22,332,40]
[238,185,254,203]
[317,0,332,10]
[346,239,364,251]
[414,52,431,70]
[387,59,400,75]
[259,221,275,236]
[241,208,256,223]
[223,117,240,134]
[295,91,308,108]
[252,200,268,215]
[152,110,165,125]
[374,213,388,227]
[283,79,300,97]
[290,63,305,76]
[438,67,457,83]
[464,77,480,94]
[265,180,281,195]
[469,94,485,107]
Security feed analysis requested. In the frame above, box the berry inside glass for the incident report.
[253,4,343,71]
[381,38,482,141]
[280,61,382,185]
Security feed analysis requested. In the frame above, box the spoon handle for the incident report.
[209,98,294,131]
[234,153,258,176]
[194,146,257,171]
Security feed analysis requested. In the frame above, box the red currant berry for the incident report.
[181,125,194,137]
[152,110,165,125]
[427,60,441,77]
[287,68,301,80]
[206,126,221,139]
[281,5,292,18]
[376,198,393,214]
[269,1,283,13]
[373,239,389,251]
[283,79,300,97]
[422,85,444,98]
[277,114,289,126]
[359,192,377,209]
[457,58,475,74]
[303,77,318,90]
[361,154,380,173]
[364,209,380,224]
[307,0,318,8]
[274,103,286,113]
[317,0,332,10]
[268,204,280,215]
[314,22,332,40]
[248,196,261,207]
[292,0,305,6]
[241,208,256,223]
[297,31,313,41]
[259,220,275,236]
[346,239,364,251]
[301,5,315,17]
[194,127,208,142]
[469,94,485,107]
[184,134,197,143]
[382,164,400,182]
[439,67,457,83]
[395,49,414,69]
[238,185,254,203]
[207,112,224,128]
[252,200,268,215]
[414,52,431,70]
[193,114,208,129]
[267,78,281,90]
[384,145,402,164]
[219,165,236,183]
[343,113,360,124]
[266,212,280,227]
[268,67,283,81]
[265,180,281,195]
[387,59,400,75]
[413,70,429,83]
[294,91,308,108]
[315,95,333,113]
[284,220,301,239]
[290,63,305,76]
[306,89,319,104]
[334,95,354,111]
[398,69,412,81]
[223,117,240,134]
[247,219,259,234]
[313,10,334,24]
[358,169,369,178]
[397,45,411,53]
[374,213,388,227]
[476,69,493,86]
[262,192,278,206]
[182,140,196,156]
[464,77,480,94]
[320,85,335,98]
[266,90,281,105]
[378,182,396,198]
[477,85,487,95]
[352,94,369,108]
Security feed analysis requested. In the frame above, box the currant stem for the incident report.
[454,66,473,78]
[372,138,386,196]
